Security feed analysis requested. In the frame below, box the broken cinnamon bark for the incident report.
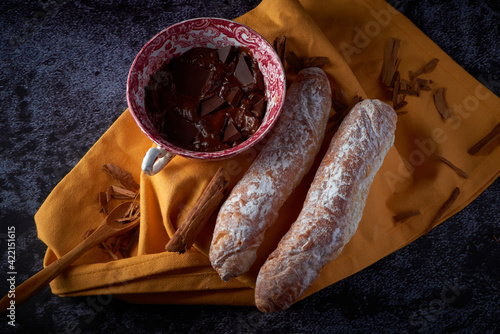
[101,241,118,260]
[274,34,329,73]
[432,153,468,178]
[123,228,140,257]
[391,71,409,110]
[331,88,350,114]
[410,58,439,80]
[98,192,109,214]
[108,185,138,200]
[393,100,408,111]
[329,89,362,132]
[115,201,140,223]
[285,50,303,73]
[380,38,401,87]
[273,35,287,67]
[100,201,140,260]
[467,122,500,155]
[433,87,451,120]
[285,50,329,73]
[380,37,440,112]
[425,187,460,234]
[391,71,401,105]
[92,164,141,259]
[102,163,140,192]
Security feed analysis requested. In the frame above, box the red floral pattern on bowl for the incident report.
[127,18,286,160]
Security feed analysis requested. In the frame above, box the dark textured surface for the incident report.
[0,0,499,333]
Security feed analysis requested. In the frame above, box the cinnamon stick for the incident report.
[391,71,401,106]
[467,122,500,155]
[108,185,138,199]
[165,167,229,253]
[424,187,460,234]
[432,153,468,179]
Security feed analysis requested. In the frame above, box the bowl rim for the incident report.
[126,17,286,160]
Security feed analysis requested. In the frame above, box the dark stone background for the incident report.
[0,0,498,333]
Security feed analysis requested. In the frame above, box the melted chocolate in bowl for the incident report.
[144,46,267,152]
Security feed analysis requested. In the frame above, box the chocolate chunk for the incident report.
[170,59,212,97]
[234,54,254,87]
[251,98,265,118]
[205,110,227,134]
[237,110,261,136]
[165,111,199,147]
[223,120,242,143]
[200,95,226,117]
[225,86,243,107]
[217,45,234,64]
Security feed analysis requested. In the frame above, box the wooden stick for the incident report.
[165,167,229,253]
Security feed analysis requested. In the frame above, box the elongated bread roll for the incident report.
[210,67,332,281]
[255,99,397,312]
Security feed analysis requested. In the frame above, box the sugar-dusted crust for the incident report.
[255,99,397,312]
[209,67,332,281]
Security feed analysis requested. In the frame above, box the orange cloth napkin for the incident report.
[35,0,500,307]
